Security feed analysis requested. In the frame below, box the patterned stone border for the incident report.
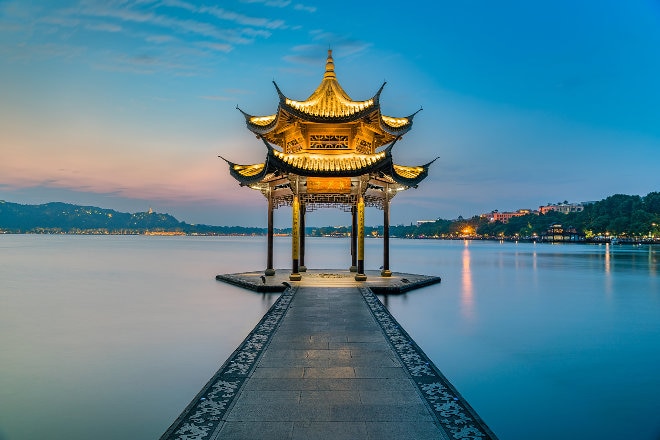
[160,287,297,440]
[359,287,499,440]
[369,274,441,295]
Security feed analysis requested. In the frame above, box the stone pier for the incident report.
[160,271,497,440]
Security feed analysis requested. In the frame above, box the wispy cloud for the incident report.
[294,4,316,13]
[201,6,287,30]
[0,0,304,76]
[240,0,292,7]
[284,33,372,65]
[311,31,372,55]
[39,16,80,27]
[145,34,176,43]
[85,22,123,32]
[160,0,197,12]
[94,51,197,75]
[238,0,314,13]
[200,95,232,101]
[2,42,87,61]
[79,6,252,44]
[158,0,287,30]
[197,41,233,53]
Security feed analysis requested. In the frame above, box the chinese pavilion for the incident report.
[222,50,436,281]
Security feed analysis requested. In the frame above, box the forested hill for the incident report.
[408,192,660,239]
[0,201,267,235]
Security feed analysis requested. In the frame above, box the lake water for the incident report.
[0,235,658,440]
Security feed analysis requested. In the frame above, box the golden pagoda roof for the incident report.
[381,115,410,129]
[232,163,265,178]
[392,164,426,180]
[248,115,277,127]
[281,51,376,119]
[237,50,420,146]
[272,150,387,174]
[223,136,436,188]
[224,50,436,191]
[273,50,383,123]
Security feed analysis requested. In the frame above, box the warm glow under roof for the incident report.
[232,163,265,177]
[249,115,277,126]
[381,115,409,128]
[273,150,386,172]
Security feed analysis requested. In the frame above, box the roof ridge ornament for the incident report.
[384,136,401,155]
[272,81,285,101]
[260,136,275,152]
[408,106,423,120]
[424,156,440,167]
[217,155,235,166]
[374,81,387,104]
[324,49,336,79]
[236,105,252,120]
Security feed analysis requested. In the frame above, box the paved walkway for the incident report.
[217,286,448,440]
[161,277,497,440]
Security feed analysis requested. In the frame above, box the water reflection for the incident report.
[3,236,659,440]
[531,246,538,289]
[261,292,277,308]
[605,243,611,274]
[649,246,657,277]
[604,243,612,296]
[0,235,279,440]
[461,240,474,321]
[375,240,660,440]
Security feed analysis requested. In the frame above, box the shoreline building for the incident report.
[541,223,585,242]
[222,50,436,281]
[489,209,534,224]
[538,202,585,214]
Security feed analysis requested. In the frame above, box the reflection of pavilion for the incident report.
[223,50,436,281]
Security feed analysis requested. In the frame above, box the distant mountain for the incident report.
[0,201,268,235]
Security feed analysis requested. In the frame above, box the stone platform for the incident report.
[161,272,497,440]
[215,269,441,294]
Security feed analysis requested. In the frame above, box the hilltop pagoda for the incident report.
[222,50,436,281]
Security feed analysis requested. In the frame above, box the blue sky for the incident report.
[1,0,659,227]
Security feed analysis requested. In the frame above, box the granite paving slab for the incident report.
[161,277,497,440]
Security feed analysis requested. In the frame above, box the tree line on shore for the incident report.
[1,192,658,239]
[0,201,273,235]
[392,192,660,239]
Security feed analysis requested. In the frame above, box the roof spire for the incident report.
[324,49,336,79]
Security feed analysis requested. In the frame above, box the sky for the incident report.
[1,0,659,227]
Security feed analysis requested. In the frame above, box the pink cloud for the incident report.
[0,137,259,206]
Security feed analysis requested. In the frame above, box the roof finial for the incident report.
[324,49,336,79]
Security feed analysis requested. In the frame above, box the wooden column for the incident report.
[350,205,358,272]
[290,195,302,281]
[265,188,275,276]
[299,203,307,272]
[381,189,392,277]
[355,196,367,281]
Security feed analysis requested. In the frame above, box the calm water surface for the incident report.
[1,236,659,440]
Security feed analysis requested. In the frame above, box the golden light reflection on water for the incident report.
[649,246,657,277]
[461,240,474,321]
[604,243,612,296]
[531,247,539,289]
[605,243,611,274]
